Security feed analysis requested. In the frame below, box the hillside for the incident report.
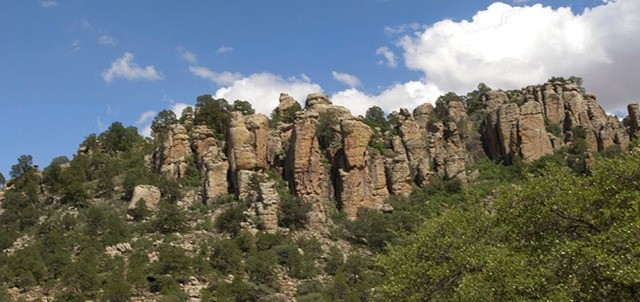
[1,78,640,301]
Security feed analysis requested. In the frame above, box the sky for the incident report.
[1,0,639,177]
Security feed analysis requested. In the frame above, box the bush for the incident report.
[215,202,247,236]
[153,201,187,234]
[210,239,244,274]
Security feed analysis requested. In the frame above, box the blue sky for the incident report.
[1,0,637,177]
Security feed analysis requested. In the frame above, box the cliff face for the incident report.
[154,82,633,221]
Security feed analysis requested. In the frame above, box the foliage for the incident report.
[153,201,188,234]
[194,95,255,139]
[151,109,178,138]
[215,201,247,236]
[377,153,640,301]
[0,172,4,188]
[316,111,340,150]
[99,122,143,154]
[210,239,244,274]
[363,106,390,132]
[10,154,34,179]
[545,118,563,137]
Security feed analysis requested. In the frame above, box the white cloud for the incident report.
[330,81,444,116]
[398,0,640,112]
[189,66,242,86]
[213,73,322,114]
[332,71,361,88]
[70,40,81,52]
[181,50,197,64]
[41,1,57,8]
[102,52,163,83]
[136,110,156,125]
[99,35,117,46]
[217,46,234,53]
[384,23,425,35]
[170,102,190,117]
[96,117,106,132]
[513,0,530,3]
[376,47,398,68]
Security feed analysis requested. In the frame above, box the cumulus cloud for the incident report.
[99,35,117,46]
[398,0,640,112]
[332,71,361,88]
[213,73,322,114]
[384,23,424,35]
[189,66,242,86]
[217,46,234,53]
[376,47,398,68]
[330,81,444,116]
[102,52,163,83]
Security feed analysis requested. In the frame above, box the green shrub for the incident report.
[210,239,244,274]
[215,202,247,236]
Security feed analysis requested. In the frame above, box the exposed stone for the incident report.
[628,103,640,140]
[519,101,554,162]
[413,103,434,130]
[252,178,281,232]
[275,93,300,116]
[227,112,270,195]
[191,125,228,203]
[128,185,161,212]
[340,119,373,169]
[305,92,332,108]
[448,100,468,122]
[155,124,192,179]
[284,112,329,223]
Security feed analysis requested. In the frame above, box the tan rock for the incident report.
[413,103,434,130]
[128,185,161,212]
[519,101,553,162]
[340,119,373,169]
[338,152,389,219]
[155,124,192,179]
[191,125,228,203]
[227,112,270,195]
[284,112,329,222]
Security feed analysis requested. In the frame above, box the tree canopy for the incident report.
[376,153,640,301]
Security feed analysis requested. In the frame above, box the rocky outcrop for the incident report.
[284,111,329,222]
[336,119,389,218]
[227,112,270,194]
[128,185,161,212]
[191,125,228,203]
[155,124,192,179]
[483,80,628,163]
[146,81,632,221]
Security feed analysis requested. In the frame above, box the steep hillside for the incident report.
[0,78,638,301]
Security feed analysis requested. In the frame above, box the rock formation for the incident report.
[149,80,632,220]
[128,185,161,212]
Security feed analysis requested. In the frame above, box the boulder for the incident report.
[128,185,161,212]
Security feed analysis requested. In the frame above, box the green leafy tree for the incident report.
[232,100,255,115]
[0,172,5,188]
[194,95,232,139]
[151,109,178,138]
[99,122,142,153]
[153,201,187,234]
[377,154,640,301]
[363,106,390,132]
[10,154,33,179]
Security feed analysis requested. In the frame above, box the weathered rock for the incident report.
[628,103,640,140]
[397,109,429,175]
[227,112,270,195]
[413,103,434,130]
[252,178,281,232]
[191,125,228,203]
[519,101,554,162]
[128,185,161,212]
[284,112,329,223]
[305,92,332,108]
[448,100,468,122]
[274,93,300,116]
[338,148,389,219]
[155,124,192,179]
[340,119,373,169]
